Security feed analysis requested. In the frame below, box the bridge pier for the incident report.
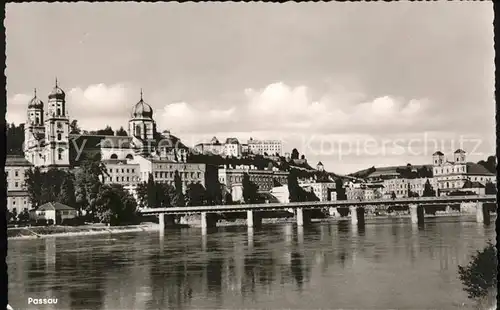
[350,206,365,226]
[201,212,217,231]
[296,208,311,226]
[409,204,425,225]
[476,202,490,224]
[246,210,262,228]
[158,214,165,231]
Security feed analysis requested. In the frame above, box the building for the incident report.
[461,181,486,195]
[6,155,33,212]
[31,202,78,224]
[407,178,438,197]
[247,138,283,156]
[130,155,206,192]
[224,138,242,158]
[432,149,496,195]
[193,136,224,156]
[270,185,290,204]
[23,81,190,168]
[298,181,336,202]
[102,159,141,187]
[218,165,289,194]
[346,183,383,201]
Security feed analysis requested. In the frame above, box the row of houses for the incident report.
[346,149,496,200]
[194,136,283,158]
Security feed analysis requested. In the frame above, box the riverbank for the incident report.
[8,223,160,240]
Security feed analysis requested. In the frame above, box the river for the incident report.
[7,216,495,310]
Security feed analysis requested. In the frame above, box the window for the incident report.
[132,169,135,173]
[12,199,16,205]
[116,177,119,182]
[110,154,118,159]
[57,108,61,116]
[58,149,63,160]
[126,169,129,173]
[57,133,62,140]
[15,170,18,177]
[15,182,18,188]
[121,169,124,173]
[127,177,130,182]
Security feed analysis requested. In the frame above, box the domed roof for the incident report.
[131,90,153,119]
[28,89,44,109]
[48,78,65,100]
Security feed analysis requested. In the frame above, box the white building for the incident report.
[298,181,336,202]
[247,138,283,156]
[270,185,290,204]
[224,138,242,158]
[193,136,224,156]
[218,164,289,194]
[432,149,496,195]
[6,155,33,212]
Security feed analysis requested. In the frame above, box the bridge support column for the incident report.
[158,214,165,231]
[246,210,262,228]
[349,206,364,225]
[410,204,425,225]
[201,212,217,231]
[476,202,490,224]
[296,208,311,226]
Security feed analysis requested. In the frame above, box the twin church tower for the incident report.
[24,79,71,167]
[23,79,159,168]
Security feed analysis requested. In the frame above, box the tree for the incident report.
[96,125,114,136]
[157,182,175,208]
[135,182,148,208]
[205,165,222,205]
[185,183,207,206]
[335,178,347,201]
[458,241,497,300]
[95,184,138,225]
[25,167,43,208]
[115,126,128,136]
[70,120,81,134]
[291,148,299,160]
[408,191,419,198]
[6,123,25,155]
[57,173,77,207]
[242,173,259,204]
[391,192,397,199]
[287,170,303,202]
[422,180,436,197]
[485,181,496,195]
[172,170,185,207]
[74,157,107,220]
[146,173,157,208]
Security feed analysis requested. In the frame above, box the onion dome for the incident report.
[28,89,44,109]
[48,78,65,100]
[131,89,153,119]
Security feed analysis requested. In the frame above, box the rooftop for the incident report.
[37,202,76,211]
[6,155,33,167]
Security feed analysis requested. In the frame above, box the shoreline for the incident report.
[8,213,495,240]
[8,224,161,240]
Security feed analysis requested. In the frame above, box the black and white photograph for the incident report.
[2,2,497,310]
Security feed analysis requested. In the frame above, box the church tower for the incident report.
[454,149,466,164]
[44,78,70,167]
[24,89,46,166]
[129,89,157,154]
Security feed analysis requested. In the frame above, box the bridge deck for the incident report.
[139,195,496,215]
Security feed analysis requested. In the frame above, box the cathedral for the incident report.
[23,79,189,168]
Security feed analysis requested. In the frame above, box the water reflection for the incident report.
[8,218,496,310]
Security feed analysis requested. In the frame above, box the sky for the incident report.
[5,2,495,175]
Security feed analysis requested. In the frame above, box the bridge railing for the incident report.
[138,195,496,214]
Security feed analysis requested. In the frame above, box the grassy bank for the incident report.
[8,223,160,240]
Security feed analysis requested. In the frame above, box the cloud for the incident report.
[6,81,494,174]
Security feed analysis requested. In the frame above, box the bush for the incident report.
[47,219,54,226]
[458,241,497,300]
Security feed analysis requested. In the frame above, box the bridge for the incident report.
[139,195,497,230]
